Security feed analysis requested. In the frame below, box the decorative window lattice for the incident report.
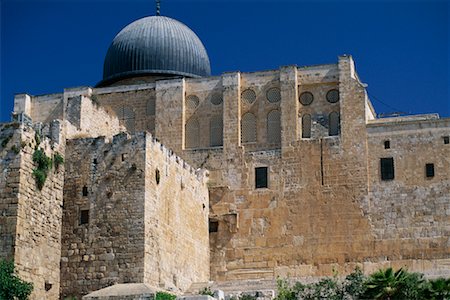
[116,106,135,132]
[328,111,340,136]
[241,112,257,143]
[241,89,256,104]
[185,118,200,149]
[210,116,223,147]
[211,93,223,105]
[266,87,281,103]
[267,110,281,144]
[302,114,311,138]
[147,98,156,115]
[299,91,314,106]
[186,95,200,109]
[326,89,340,103]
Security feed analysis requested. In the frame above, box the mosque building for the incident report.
[0,8,449,300]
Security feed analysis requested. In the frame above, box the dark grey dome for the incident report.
[99,16,211,86]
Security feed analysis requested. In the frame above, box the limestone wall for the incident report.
[0,122,65,299]
[65,91,125,139]
[60,132,209,298]
[30,93,64,123]
[364,118,450,276]
[93,84,156,134]
[61,133,148,298]
[143,135,210,291]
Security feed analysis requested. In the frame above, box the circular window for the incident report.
[299,92,314,105]
[326,89,340,103]
[241,89,256,104]
[266,87,281,103]
[210,93,223,105]
[186,95,199,109]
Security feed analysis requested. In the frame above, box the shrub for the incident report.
[423,277,450,300]
[32,148,53,190]
[1,136,11,148]
[199,287,214,296]
[54,152,64,171]
[0,259,33,300]
[155,291,176,300]
[362,267,426,300]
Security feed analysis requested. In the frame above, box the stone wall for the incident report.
[93,84,156,134]
[363,117,450,276]
[0,122,65,299]
[61,132,209,298]
[64,88,125,139]
[143,135,210,291]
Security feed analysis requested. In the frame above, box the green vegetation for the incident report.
[34,132,41,148]
[0,259,33,300]
[199,286,214,296]
[54,152,64,171]
[1,136,11,148]
[11,145,20,154]
[32,148,53,190]
[275,267,450,300]
[155,291,176,300]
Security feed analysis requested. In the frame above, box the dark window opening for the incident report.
[93,158,98,164]
[426,163,435,178]
[155,169,160,185]
[380,158,395,180]
[209,220,219,233]
[255,167,268,189]
[444,136,449,144]
[82,186,88,196]
[121,153,126,161]
[79,209,89,225]
[384,140,390,149]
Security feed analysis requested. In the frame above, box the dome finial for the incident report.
[156,0,161,16]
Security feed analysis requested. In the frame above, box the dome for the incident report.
[98,16,211,86]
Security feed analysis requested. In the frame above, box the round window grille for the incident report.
[186,95,199,109]
[211,93,223,105]
[241,89,256,104]
[326,89,340,103]
[266,87,281,103]
[299,92,314,106]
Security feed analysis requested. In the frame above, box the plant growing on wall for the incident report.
[199,287,214,296]
[0,259,33,300]
[155,291,176,300]
[54,152,64,171]
[32,148,52,190]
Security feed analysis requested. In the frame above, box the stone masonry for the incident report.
[0,55,449,299]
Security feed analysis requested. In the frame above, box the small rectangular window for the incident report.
[444,136,449,144]
[255,167,268,189]
[82,186,88,197]
[79,209,89,225]
[380,158,394,180]
[426,163,435,178]
[209,220,219,233]
[384,140,390,149]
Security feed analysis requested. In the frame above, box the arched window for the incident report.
[329,112,340,136]
[116,106,135,132]
[267,110,281,144]
[302,114,311,138]
[210,116,223,147]
[241,113,257,143]
[185,118,199,148]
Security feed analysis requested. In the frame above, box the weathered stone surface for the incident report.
[2,56,449,300]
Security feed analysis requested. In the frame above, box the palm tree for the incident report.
[424,277,450,300]
[362,267,425,300]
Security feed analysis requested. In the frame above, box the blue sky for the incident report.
[1,0,449,122]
